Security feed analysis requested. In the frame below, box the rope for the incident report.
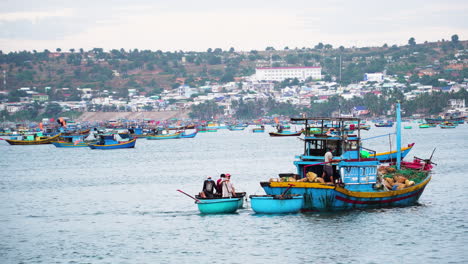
[361,133,396,141]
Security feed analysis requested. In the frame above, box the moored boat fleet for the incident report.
[1,107,464,214]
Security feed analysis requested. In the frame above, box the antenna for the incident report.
[339,55,342,84]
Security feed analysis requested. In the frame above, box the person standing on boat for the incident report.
[200,176,216,198]
[222,174,236,198]
[323,148,335,183]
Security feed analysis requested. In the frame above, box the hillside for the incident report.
[1,37,466,99]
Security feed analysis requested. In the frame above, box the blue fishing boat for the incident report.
[88,134,136,149]
[252,126,265,133]
[439,122,457,129]
[146,132,181,140]
[228,126,245,131]
[260,104,433,212]
[426,116,465,124]
[196,198,240,214]
[180,130,198,138]
[3,133,61,145]
[364,143,415,162]
[375,120,394,127]
[250,195,304,214]
[51,134,91,148]
[269,130,303,137]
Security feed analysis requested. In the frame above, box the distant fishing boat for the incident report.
[180,130,198,138]
[404,126,412,129]
[250,194,303,214]
[426,116,465,124]
[51,134,92,148]
[375,121,394,127]
[146,132,181,140]
[366,143,415,162]
[360,125,371,130]
[269,130,303,137]
[3,133,61,145]
[252,126,265,133]
[88,134,136,149]
[228,126,245,131]
[439,122,457,129]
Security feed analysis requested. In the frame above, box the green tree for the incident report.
[44,103,63,117]
[408,37,416,46]
[189,100,224,120]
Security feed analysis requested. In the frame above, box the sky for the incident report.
[0,0,467,53]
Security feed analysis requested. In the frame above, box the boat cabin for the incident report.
[291,117,378,188]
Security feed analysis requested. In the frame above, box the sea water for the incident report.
[1,124,467,264]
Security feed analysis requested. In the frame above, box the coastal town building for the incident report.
[255,66,322,82]
[364,73,384,82]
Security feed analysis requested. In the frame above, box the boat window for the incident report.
[345,140,359,150]
[307,140,324,156]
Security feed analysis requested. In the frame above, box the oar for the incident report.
[428,148,437,163]
[279,184,295,199]
[177,189,201,203]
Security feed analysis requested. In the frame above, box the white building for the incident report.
[364,73,384,82]
[256,67,322,82]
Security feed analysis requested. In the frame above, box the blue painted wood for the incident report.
[250,195,303,214]
[196,198,240,214]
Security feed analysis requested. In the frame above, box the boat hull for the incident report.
[250,195,304,214]
[195,192,246,208]
[252,129,265,133]
[269,131,303,137]
[146,133,181,140]
[52,141,89,148]
[5,133,61,145]
[261,177,430,212]
[180,131,198,138]
[370,143,415,162]
[196,198,240,214]
[89,138,137,149]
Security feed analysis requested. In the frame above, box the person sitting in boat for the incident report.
[216,174,226,195]
[221,174,236,198]
[277,125,283,133]
[199,176,216,198]
[323,147,335,183]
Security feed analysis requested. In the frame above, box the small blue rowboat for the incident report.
[196,198,240,214]
[249,195,304,214]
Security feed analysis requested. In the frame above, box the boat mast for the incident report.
[396,102,402,169]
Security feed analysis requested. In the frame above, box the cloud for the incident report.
[0,0,466,52]
[0,8,74,23]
